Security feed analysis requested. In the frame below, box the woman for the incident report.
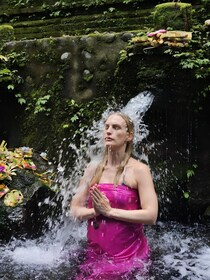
[70,112,158,279]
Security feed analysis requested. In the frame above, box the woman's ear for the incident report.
[127,132,133,142]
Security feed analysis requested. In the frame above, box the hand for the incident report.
[90,185,112,217]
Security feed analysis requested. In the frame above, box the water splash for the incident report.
[122,91,154,144]
[55,91,154,210]
[0,222,209,279]
[145,222,210,280]
[0,91,209,280]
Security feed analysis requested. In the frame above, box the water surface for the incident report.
[0,221,209,280]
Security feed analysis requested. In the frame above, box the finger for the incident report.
[92,189,103,200]
[91,193,101,205]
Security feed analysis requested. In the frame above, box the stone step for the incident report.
[11,9,154,39]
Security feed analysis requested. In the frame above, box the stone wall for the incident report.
[0,0,209,40]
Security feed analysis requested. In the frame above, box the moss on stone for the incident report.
[153,2,193,31]
[0,24,14,48]
[9,6,154,40]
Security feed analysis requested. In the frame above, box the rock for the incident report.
[0,145,61,240]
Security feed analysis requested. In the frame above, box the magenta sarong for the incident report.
[76,183,149,279]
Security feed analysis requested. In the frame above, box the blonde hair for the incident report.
[90,112,134,186]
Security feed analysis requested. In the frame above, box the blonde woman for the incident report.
[70,112,158,279]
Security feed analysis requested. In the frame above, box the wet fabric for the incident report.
[76,183,149,279]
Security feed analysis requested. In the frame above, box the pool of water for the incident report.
[0,221,209,280]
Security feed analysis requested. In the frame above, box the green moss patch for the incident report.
[0,25,14,48]
[153,2,193,31]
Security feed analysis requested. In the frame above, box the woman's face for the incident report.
[104,114,130,149]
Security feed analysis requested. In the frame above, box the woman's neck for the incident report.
[106,150,125,167]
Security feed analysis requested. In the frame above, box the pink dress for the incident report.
[76,183,149,279]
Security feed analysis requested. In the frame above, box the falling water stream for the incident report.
[0,92,209,280]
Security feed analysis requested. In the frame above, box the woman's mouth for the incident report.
[105,137,113,141]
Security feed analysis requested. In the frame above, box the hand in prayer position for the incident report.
[90,184,111,217]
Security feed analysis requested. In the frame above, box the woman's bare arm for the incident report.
[69,163,97,221]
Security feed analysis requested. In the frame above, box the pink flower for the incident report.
[0,165,5,173]
[147,29,167,37]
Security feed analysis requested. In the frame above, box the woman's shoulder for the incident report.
[124,158,151,188]
[84,160,99,175]
[128,158,152,178]
[129,157,150,170]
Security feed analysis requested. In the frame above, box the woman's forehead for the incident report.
[105,114,126,125]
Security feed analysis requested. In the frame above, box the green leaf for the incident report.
[0,69,11,75]
[70,115,79,122]
[18,98,26,105]
[63,124,69,129]
[7,84,14,90]
[187,169,195,179]
[0,55,8,61]
[183,192,190,199]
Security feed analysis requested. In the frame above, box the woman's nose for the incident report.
[106,127,112,134]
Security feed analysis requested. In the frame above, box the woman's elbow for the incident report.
[147,210,158,225]
[149,217,157,225]
[70,208,83,221]
[69,202,80,220]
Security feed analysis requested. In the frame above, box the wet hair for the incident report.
[90,112,134,186]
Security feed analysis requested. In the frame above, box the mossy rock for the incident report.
[0,24,14,48]
[153,2,193,31]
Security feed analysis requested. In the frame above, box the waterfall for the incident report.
[0,91,209,280]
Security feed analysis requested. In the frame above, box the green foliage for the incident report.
[117,50,129,65]
[186,169,195,178]
[25,86,55,116]
[11,0,32,7]
[163,31,210,104]
[34,95,51,115]
[65,99,96,137]
[174,51,210,72]
[186,164,198,179]
[83,70,93,82]
[200,85,210,98]
[0,51,27,104]
[168,34,210,72]
[15,93,26,105]
[82,0,106,9]
[59,97,111,149]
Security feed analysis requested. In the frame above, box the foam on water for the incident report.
[144,222,210,280]
[11,245,59,265]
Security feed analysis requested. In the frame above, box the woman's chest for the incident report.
[99,168,117,183]
[99,167,137,188]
